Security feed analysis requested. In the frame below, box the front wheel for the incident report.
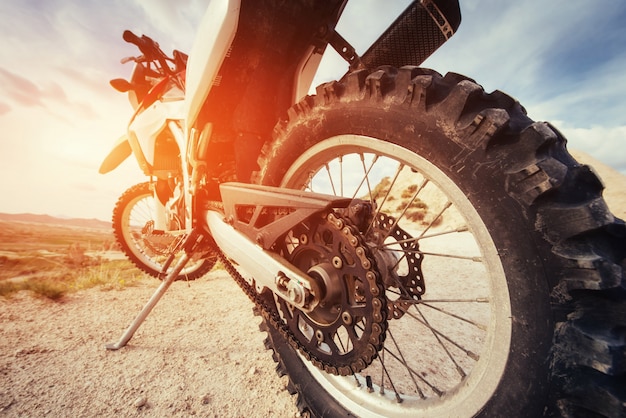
[112,182,216,280]
[258,67,625,417]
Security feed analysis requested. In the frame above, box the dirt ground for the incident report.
[1,150,623,418]
[0,270,300,417]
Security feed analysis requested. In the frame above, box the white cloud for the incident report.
[525,55,626,127]
[134,0,206,51]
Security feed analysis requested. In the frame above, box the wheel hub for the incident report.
[275,211,387,375]
[305,263,342,326]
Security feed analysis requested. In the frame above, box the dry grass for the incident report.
[0,220,141,300]
[0,254,142,300]
[368,176,442,227]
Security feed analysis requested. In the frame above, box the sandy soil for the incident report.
[0,271,300,417]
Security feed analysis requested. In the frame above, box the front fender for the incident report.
[99,135,132,174]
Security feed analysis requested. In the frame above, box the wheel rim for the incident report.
[119,189,206,277]
[278,135,512,417]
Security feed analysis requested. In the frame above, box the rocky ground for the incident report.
[0,270,300,417]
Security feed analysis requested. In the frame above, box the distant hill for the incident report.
[570,150,626,220]
[0,213,111,230]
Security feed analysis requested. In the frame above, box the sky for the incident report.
[0,0,624,221]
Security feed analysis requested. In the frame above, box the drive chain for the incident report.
[215,211,387,376]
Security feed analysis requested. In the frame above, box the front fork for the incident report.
[106,123,210,350]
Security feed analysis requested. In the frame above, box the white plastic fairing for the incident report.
[184,0,241,132]
[129,96,185,167]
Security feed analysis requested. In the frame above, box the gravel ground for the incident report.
[0,270,299,417]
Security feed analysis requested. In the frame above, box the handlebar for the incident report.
[122,30,181,76]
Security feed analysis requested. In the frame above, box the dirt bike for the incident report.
[99,31,216,280]
[105,1,626,417]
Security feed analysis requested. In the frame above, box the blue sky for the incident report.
[0,0,624,220]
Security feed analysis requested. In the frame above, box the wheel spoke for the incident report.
[402,308,482,360]
[417,201,452,239]
[417,302,487,330]
[357,316,445,396]
[384,328,426,399]
[270,138,511,415]
[415,306,467,378]
[413,298,489,304]
[350,153,379,201]
[339,155,344,197]
[379,178,429,243]
[379,340,445,397]
[402,249,482,262]
[324,163,337,196]
[377,346,404,403]
[366,162,404,235]
[378,226,469,249]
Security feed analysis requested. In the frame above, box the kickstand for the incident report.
[105,230,205,350]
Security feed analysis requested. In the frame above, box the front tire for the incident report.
[259,67,625,417]
[112,182,216,280]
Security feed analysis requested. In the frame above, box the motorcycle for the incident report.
[99,31,216,280]
[105,1,626,417]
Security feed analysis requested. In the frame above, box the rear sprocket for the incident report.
[272,211,388,375]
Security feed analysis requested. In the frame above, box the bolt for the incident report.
[332,256,343,269]
[288,287,302,304]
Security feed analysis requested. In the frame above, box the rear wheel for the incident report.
[112,182,216,280]
[259,67,625,417]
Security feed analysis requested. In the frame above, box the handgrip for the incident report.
[122,30,153,58]
[121,30,174,75]
[122,30,142,46]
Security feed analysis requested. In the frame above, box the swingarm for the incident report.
[106,183,355,349]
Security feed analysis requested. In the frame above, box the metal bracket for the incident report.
[421,0,456,40]
[327,29,364,71]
